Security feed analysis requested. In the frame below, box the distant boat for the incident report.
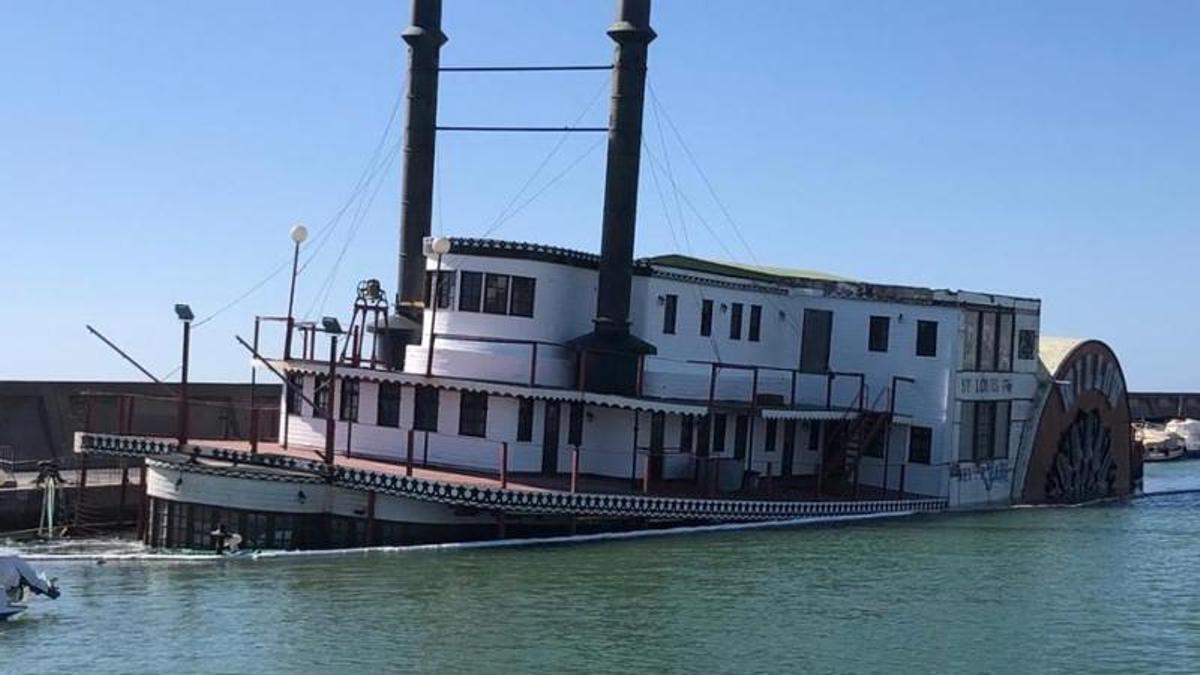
[1136,424,1187,462]
[1164,418,1200,458]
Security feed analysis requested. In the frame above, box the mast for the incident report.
[570,0,657,396]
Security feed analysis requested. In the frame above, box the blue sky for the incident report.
[2,1,1196,389]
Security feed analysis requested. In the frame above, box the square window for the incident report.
[517,398,534,442]
[662,294,678,335]
[909,426,932,464]
[424,271,456,309]
[729,303,743,340]
[338,379,359,422]
[312,375,329,418]
[1018,329,1038,360]
[458,272,483,312]
[458,391,488,437]
[510,276,536,317]
[377,382,401,428]
[748,304,762,342]
[483,274,510,314]
[413,386,439,432]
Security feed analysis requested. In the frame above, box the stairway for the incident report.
[821,389,893,497]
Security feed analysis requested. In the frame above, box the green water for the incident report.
[4,464,1200,674]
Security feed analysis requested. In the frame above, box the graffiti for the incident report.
[951,460,1011,489]
[1044,409,1116,503]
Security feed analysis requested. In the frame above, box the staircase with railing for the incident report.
[821,386,893,497]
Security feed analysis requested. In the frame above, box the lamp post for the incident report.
[284,224,308,360]
[175,304,194,448]
[321,316,343,466]
[424,237,451,377]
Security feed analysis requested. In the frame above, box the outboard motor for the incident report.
[1,555,60,620]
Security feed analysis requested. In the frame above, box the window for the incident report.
[959,401,1011,461]
[748,305,762,342]
[909,426,932,464]
[916,320,938,357]
[517,398,534,442]
[510,276,536,317]
[377,382,401,428]
[764,419,777,453]
[1018,329,1038,360]
[312,375,329,418]
[729,303,743,340]
[459,272,483,312]
[458,391,488,437]
[800,309,833,373]
[700,299,713,337]
[483,274,510,314]
[662,294,678,334]
[998,313,1014,371]
[568,402,584,447]
[286,373,304,415]
[413,386,439,432]
[734,415,749,459]
[424,270,455,309]
[338,379,359,422]
[961,310,979,370]
[962,311,1015,371]
[679,415,694,452]
[712,414,727,454]
[808,422,821,451]
[696,415,711,457]
[869,315,890,353]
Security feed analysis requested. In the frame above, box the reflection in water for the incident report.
[3,462,1200,674]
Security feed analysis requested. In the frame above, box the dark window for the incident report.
[909,426,932,464]
[729,303,743,340]
[662,294,678,334]
[458,391,488,437]
[808,422,821,451]
[568,402,584,447]
[916,320,938,357]
[959,401,1011,461]
[712,414,727,454]
[483,274,510,314]
[458,272,483,312]
[312,375,329,418]
[413,386,439,432]
[338,379,359,422]
[734,415,749,459]
[424,271,455,309]
[679,415,694,452]
[510,276,536,317]
[748,305,762,342]
[1018,329,1038,360]
[800,309,833,373]
[377,382,401,428]
[286,373,304,415]
[869,315,890,353]
[700,299,713,337]
[696,415,711,457]
[516,398,534,442]
[764,419,777,453]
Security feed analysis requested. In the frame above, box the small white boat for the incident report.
[1,555,60,621]
[1137,424,1187,462]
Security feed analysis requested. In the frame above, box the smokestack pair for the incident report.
[394,0,657,395]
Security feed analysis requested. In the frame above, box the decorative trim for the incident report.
[78,433,948,522]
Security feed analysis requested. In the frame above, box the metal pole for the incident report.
[178,319,190,448]
[284,240,300,360]
[251,316,261,454]
[324,335,338,466]
[405,428,415,477]
[425,253,443,377]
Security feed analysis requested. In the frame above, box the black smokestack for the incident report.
[379,0,446,369]
[570,0,657,395]
[397,0,446,314]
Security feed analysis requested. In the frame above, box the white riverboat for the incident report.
[73,0,1140,549]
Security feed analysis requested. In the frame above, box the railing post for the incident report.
[499,441,509,489]
[571,446,580,493]
[405,429,414,477]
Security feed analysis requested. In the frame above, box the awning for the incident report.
[266,360,709,416]
[760,408,861,421]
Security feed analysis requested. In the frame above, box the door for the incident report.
[782,420,797,475]
[542,401,561,475]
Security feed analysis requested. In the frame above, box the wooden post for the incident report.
[136,463,148,540]
[499,441,509,490]
[365,491,377,547]
[118,461,130,524]
[405,429,414,477]
[570,446,580,493]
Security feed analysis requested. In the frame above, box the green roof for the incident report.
[643,254,853,285]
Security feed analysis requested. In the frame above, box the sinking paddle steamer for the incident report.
[75,0,1140,549]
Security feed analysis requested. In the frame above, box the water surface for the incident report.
[3,464,1199,674]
